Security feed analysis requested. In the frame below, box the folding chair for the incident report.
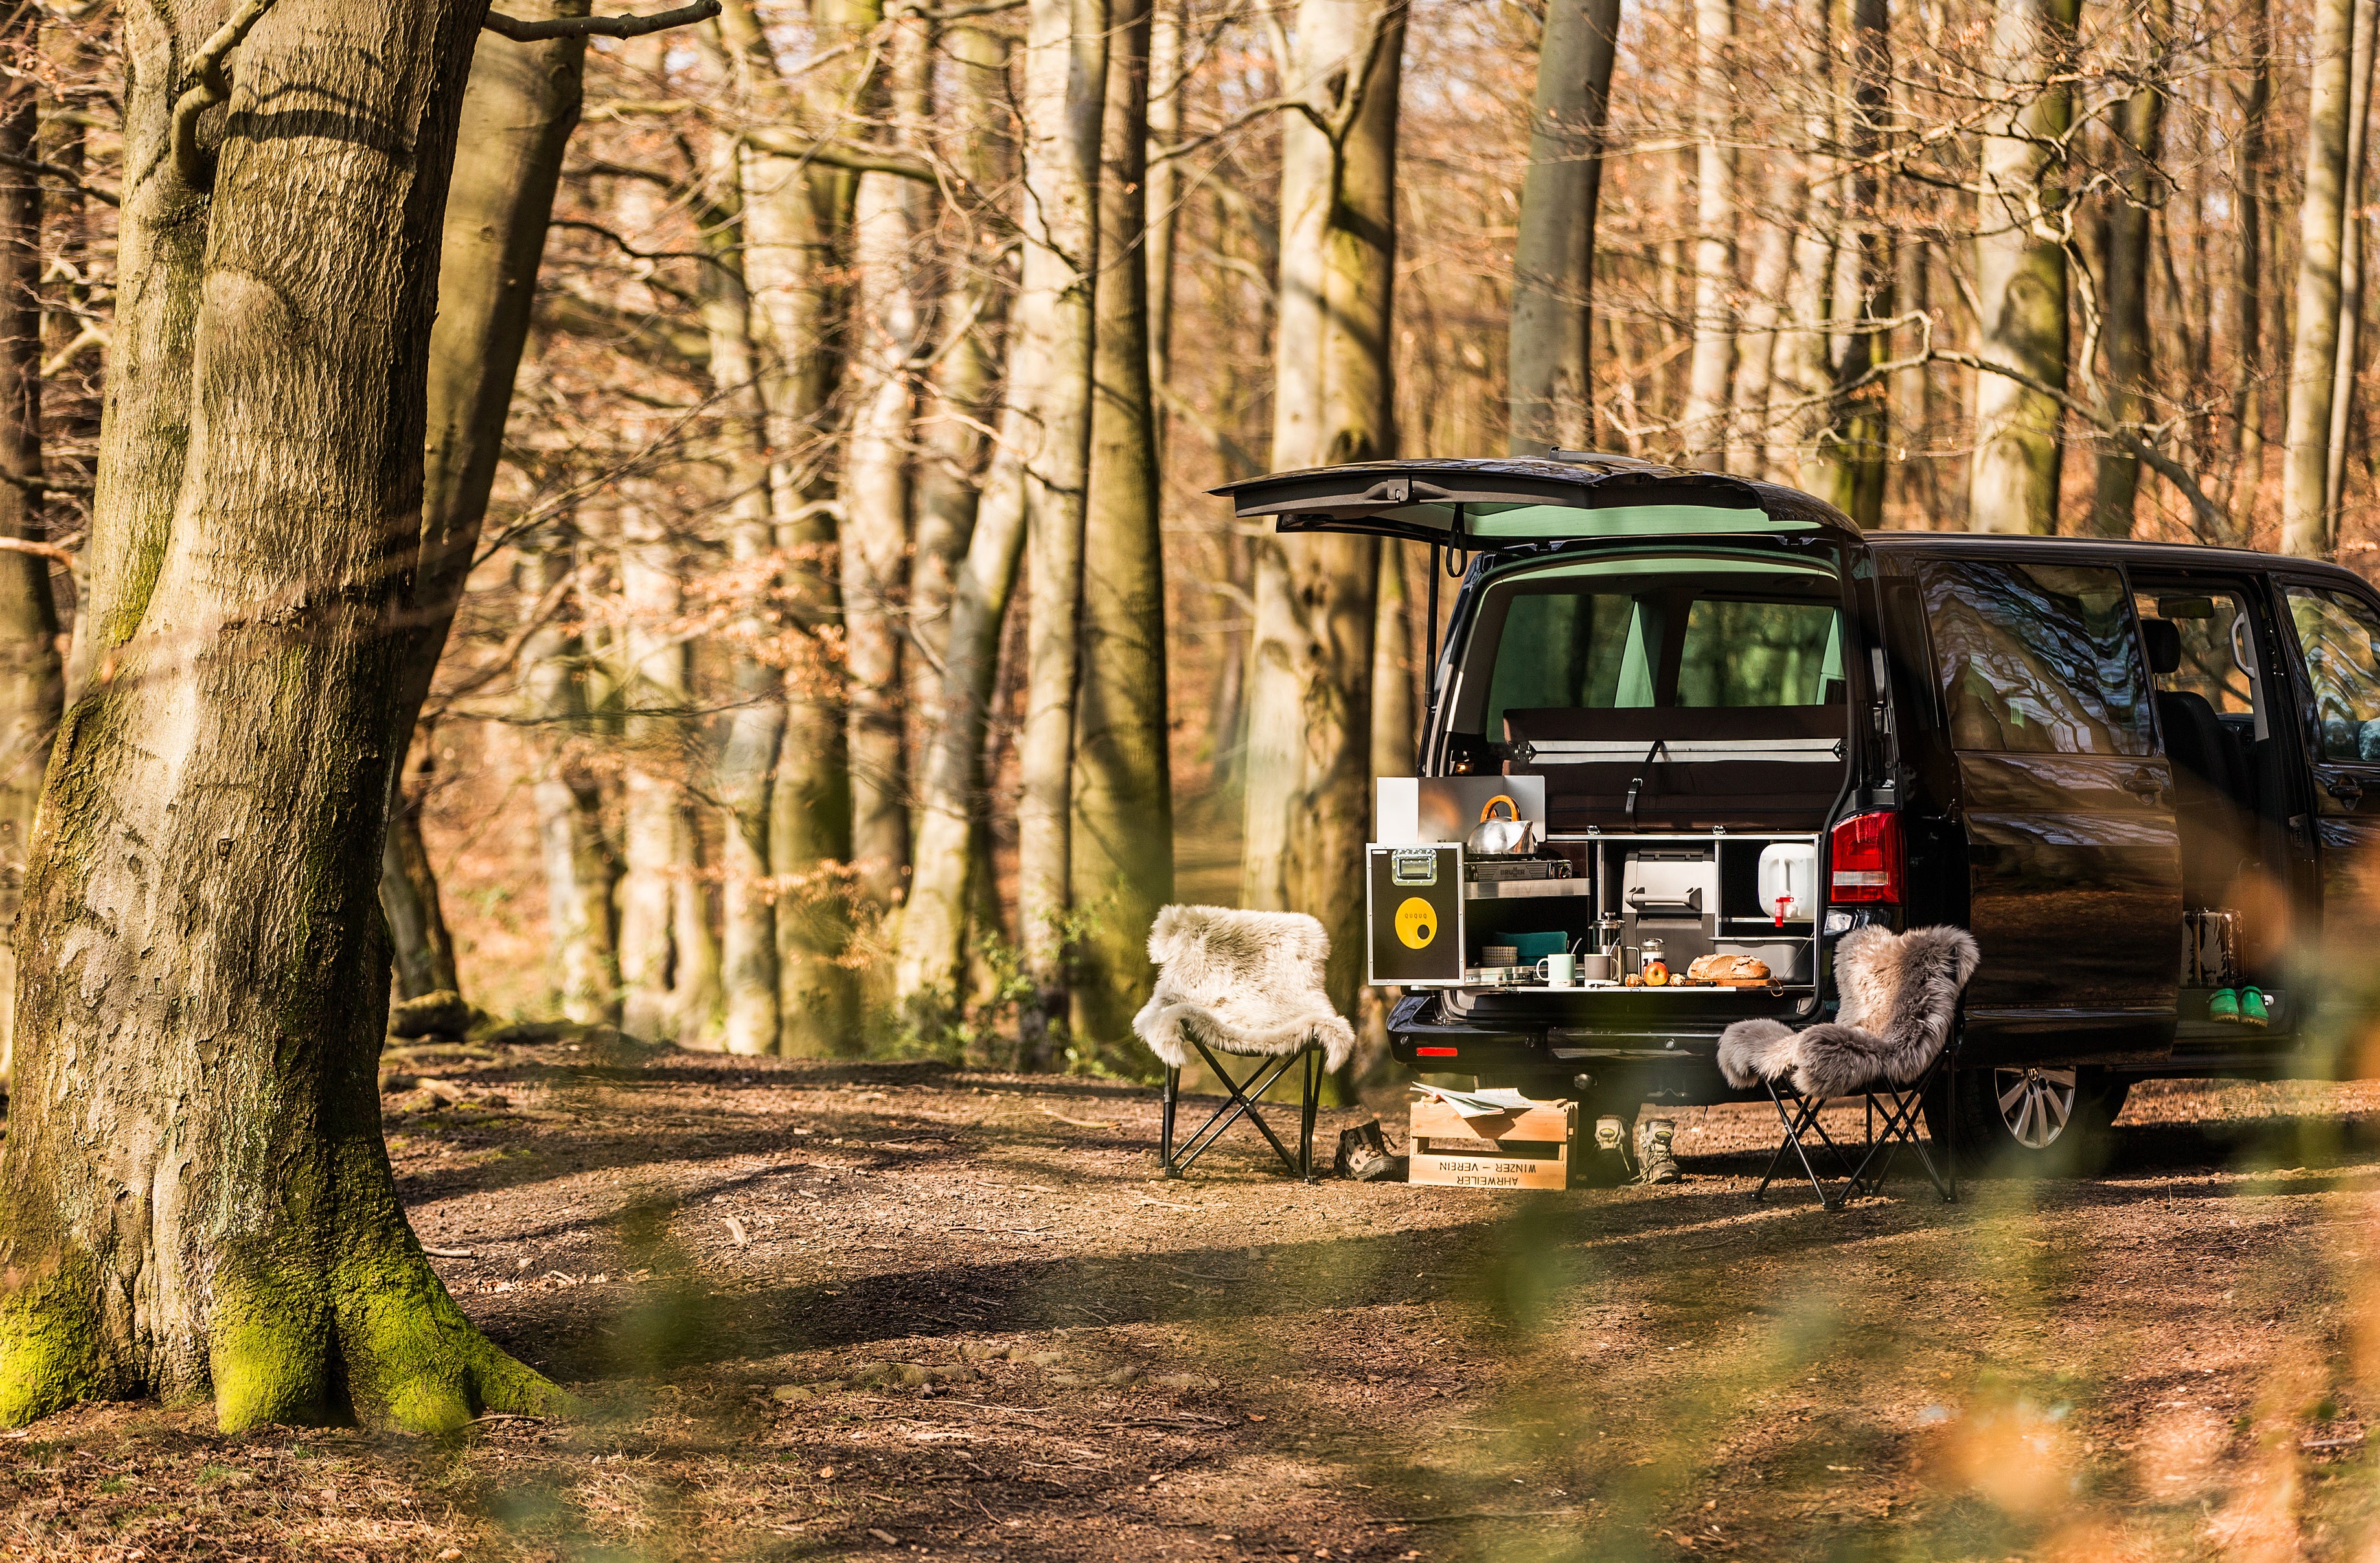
[1752,1049,1955,1210]
[1158,1033,1323,1182]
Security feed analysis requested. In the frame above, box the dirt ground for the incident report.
[12,1042,2380,1562]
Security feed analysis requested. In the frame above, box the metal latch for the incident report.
[1390,849,1439,886]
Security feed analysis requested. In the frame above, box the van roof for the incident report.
[1863,529,2372,587]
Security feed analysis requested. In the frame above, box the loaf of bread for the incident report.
[1687,952,1772,983]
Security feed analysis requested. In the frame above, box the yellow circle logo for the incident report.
[1394,897,1437,950]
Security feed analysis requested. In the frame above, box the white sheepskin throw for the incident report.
[1131,905,1358,1072]
[1716,924,1980,1099]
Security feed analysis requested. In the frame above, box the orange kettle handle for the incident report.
[1478,794,1519,824]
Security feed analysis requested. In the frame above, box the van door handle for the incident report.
[2328,776,2366,806]
[2122,770,2165,802]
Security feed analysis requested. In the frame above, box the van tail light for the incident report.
[1829,811,1903,904]
[1415,1046,1459,1058]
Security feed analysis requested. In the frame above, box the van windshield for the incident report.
[1461,557,1846,747]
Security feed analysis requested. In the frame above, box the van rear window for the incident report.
[1921,559,2153,756]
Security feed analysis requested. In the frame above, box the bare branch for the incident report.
[0,148,117,207]
[170,0,282,191]
[742,126,939,184]
[483,0,722,41]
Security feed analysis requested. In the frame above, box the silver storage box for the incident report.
[1713,939,1813,983]
[1623,849,1718,920]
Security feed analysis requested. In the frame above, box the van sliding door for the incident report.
[1916,557,2181,1058]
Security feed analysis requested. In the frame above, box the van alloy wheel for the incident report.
[1996,1067,2078,1149]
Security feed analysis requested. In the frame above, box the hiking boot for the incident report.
[2239,987,2271,1028]
[1582,1113,1634,1185]
[1635,1117,1682,1185]
[2207,987,2241,1023]
[1335,1120,1404,1181]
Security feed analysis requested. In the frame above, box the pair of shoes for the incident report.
[2208,988,2272,1027]
[1335,1120,1406,1181]
[1635,1117,1682,1185]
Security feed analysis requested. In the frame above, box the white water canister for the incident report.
[1757,842,1818,926]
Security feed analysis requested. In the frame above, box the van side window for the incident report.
[2285,586,2380,762]
[1919,560,2153,755]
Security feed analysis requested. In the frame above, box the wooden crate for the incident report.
[1406,1097,1576,1190]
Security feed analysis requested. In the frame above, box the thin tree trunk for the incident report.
[1145,0,1185,459]
[0,6,59,1093]
[2330,0,2380,516]
[1014,0,1110,1053]
[1242,0,1406,1017]
[1681,0,1736,465]
[2088,0,2171,538]
[2226,0,2272,535]
[2285,0,2361,554]
[383,734,461,1000]
[1072,0,1173,1053]
[1774,0,1842,494]
[0,0,558,1433]
[1507,0,1621,453]
[698,144,784,1055]
[842,163,920,912]
[1827,0,1890,525]
[892,439,1028,1019]
[718,0,869,1053]
[520,525,620,1025]
[1728,144,1802,476]
[1967,0,2079,534]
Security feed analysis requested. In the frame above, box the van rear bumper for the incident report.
[1388,990,1818,1080]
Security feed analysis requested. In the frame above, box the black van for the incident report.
[1220,455,2380,1168]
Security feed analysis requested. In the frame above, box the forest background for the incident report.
[0,0,2370,1087]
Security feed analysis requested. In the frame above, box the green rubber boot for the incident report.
[2239,988,2270,1028]
[2207,988,2240,1024]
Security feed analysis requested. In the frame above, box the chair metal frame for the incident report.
[1159,1035,1323,1183]
[1752,1049,1956,1210]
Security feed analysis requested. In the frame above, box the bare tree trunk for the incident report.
[0,5,59,1092]
[1829,0,1890,525]
[843,160,921,912]
[718,0,869,1053]
[1072,0,1173,1054]
[521,525,620,1025]
[383,734,461,1000]
[1681,0,1736,466]
[1774,1,1842,492]
[2087,0,2171,538]
[2285,0,2361,554]
[374,0,588,1007]
[1146,0,1185,459]
[1968,0,2079,534]
[1242,0,1406,1016]
[1507,0,1621,453]
[893,442,1028,1019]
[696,146,783,1055]
[2329,0,2380,516]
[2226,0,2272,535]
[0,0,557,1433]
[1014,0,1110,1053]
[1728,144,1802,476]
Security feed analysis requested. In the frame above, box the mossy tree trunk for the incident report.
[0,1,62,1092]
[1506,0,1620,455]
[2087,0,2171,538]
[0,0,562,1432]
[1071,0,1173,1055]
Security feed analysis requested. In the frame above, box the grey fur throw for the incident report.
[1716,924,1980,1099]
[1132,905,1357,1072]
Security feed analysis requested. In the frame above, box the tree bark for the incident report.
[1967,0,2079,534]
[1827,0,1890,525]
[694,137,784,1055]
[1145,0,1185,459]
[1728,138,1802,477]
[1072,0,1173,1055]
[376,0,589,1001]
[2226,0,2272,536]
[1242,0,1406,1017]
[0,0,558,1433]
[1370,542,1413,780]
[2329,0,2379,517]
[1507,0,1620,454]
[1680,0,1735,466]
[383,733,461,1000]
[0,4,60,1093]
[2283,0,2359,554]
[2087,0,2171,538]
[1013,0,1110,1052]
[717,0,869,1054]
[842,163,921,913]
[519,523,619,1024]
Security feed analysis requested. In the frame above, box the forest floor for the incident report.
[12,1041,2380,1562]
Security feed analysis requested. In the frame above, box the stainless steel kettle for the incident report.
[1465,794,1540,857]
